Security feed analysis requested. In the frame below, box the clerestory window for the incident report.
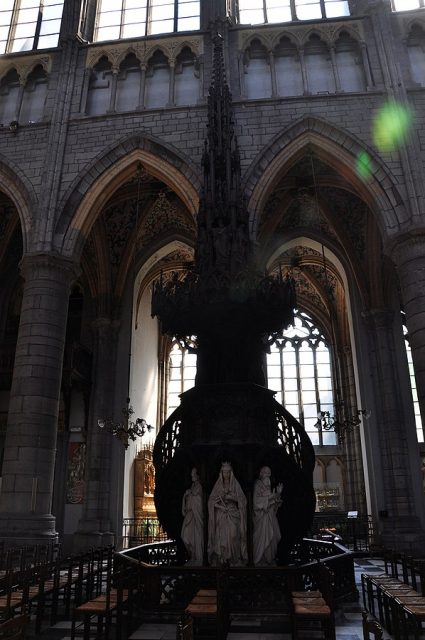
[267,310,337,446]
[167,337,196,418]
[402,311,424,443]
[392,0,425,10]
[0,0,64,55]
[238,0,349,25]
[94,0,200,43]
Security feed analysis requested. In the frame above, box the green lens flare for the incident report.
[356,151,373,181]
[372,101,413,152]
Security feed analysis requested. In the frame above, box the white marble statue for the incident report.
[181,467,204,565]
[208,462,247,566]
[252,466,283,566]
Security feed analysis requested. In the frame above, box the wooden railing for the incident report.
[120,537,357,610]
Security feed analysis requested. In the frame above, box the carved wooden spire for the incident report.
[196,34,250,279]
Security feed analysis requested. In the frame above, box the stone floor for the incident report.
[28,557,393,639]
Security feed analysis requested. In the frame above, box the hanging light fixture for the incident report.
[315,403,371,445]
[98,163,154,449]
[98,398,153,450]
[308,155,370,444]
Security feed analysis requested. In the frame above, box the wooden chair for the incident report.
[291,564,336,640]
[362,611,383,640]
[0,614,29,639]
[176,612,193,640]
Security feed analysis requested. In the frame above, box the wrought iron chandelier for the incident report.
[308,154,370,445]
[98,398,153,449]
[315,403,371,444]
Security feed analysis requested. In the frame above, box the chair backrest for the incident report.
[0,614,29,639]
[362,611,383,640]
[176,613,193,640]
[317,563,334,609]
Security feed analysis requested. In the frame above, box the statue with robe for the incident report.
[208,462,247,566]
[181,468,204,565]
[253,466,283,566]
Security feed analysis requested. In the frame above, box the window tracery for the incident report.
[94,0,200,42]
[267,310,337,446]
[167,338,196,417]
[238,0,349,25]
[0,0,64,55]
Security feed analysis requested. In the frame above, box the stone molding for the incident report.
[85,35,204,71]
[0,53,52,83]
[19,252,81,284]
[386,228,425,266]
[395,9,425,40]
[236,18,365,51]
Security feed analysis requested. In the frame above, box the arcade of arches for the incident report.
[1,0,425,554]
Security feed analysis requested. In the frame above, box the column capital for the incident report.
[19,252,80,284]
[386,229,425,267]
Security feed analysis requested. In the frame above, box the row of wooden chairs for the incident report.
[71,553,142,640]
[0,545,115,634]
[0,614,29,639]
[0,543,61,576]
[362,550,425,640]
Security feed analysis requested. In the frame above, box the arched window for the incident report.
[116,53,142,112]
[267,310,337,446]
[0,69,20,125]
[145,50,170,108]
[335,32,366,92]
[0,0,64,54]
[243,39,272,99]
[274,36,303,97]
[407,24,425,86]
[304,34,335,94]
[86,56,113,116]
[167,338,196,417]
[402,311,424,443]
[19,65,48,123]
[238,0,349,24]
[174,47,199,106]
[94,0,200,42]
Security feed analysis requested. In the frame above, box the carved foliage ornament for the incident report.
[237,20,364,52]
[86,35,204,71]
[0,54,52,83]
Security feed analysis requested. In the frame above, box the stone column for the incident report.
[366,307,425,551]
[0,253,79,544]
[391,233,425,437]
[340,346,366,514]
[74,317,119,550]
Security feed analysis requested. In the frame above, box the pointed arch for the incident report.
[55,134,201,259]
[0,154,36,252]
[243,116,405,237]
